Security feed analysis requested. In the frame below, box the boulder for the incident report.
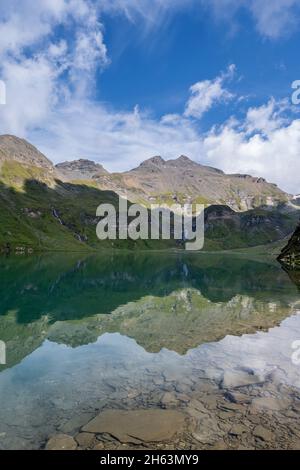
[221,370,264,389]
[253,425,274,442]
[82,409,186,443]
[46,434,78,450]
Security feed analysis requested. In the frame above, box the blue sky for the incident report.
[100,6,297,121]
[0,0,300,193]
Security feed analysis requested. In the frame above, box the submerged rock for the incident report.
[82,409,186,443]
[46,434,78,450]
[229,424,248,436]
[252,397,291,411]
[253,425,274,442]
[75,432,96,448]
[221,370,264,389]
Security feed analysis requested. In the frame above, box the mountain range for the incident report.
[0,134,299,253]
[55,154,290,212]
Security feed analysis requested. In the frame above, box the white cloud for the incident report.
[97,0,193,24]
[202,102,300,194]
[73,30,108,72]
[0,0,108,132]
[184,64,235,119]
[100,0,300,40]
[26,95,300,195]
[245,98,289,136]
[203,0,300,39]
[0,55,60,135]
[0,0,70,55]
[31,99,202,173]
[250,0,300,39]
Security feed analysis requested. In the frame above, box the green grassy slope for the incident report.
[203,204,299,251]
[0,161,177,252]
[0,161,299,253]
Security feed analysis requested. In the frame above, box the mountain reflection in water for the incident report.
[0,252,299,449]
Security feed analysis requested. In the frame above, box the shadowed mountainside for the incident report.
[0,176,298,254]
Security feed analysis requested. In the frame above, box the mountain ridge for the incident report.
[56,159,108,181]
[55,153,290,212]
[0,135,54,171]
[0,134,299,254]
[0,135,290,213]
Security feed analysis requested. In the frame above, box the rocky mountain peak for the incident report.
[176,155,192,163]
[0,134,54,170]
[55,159,108,180]
[166,155,196,167]
[164,155,224,174]
[136,156,165,169]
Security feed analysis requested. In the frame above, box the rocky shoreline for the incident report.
[45,370,300,451]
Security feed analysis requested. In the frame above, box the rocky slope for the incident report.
[59,154,290,211]
[0,135,53,171]
[56,159,108,181]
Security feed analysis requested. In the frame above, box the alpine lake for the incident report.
[0,251,300,450]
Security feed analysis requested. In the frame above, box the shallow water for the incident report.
[0,252,299,449]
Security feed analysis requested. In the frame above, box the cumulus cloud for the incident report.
[184,64,236,119]
[0,55,60,136]
[249,0,300,39]
[31,99,202,172]
[244,98,291,136]
[0,0,108,133]
[202,101,300,194]
[0,0,73,55]
[26,94,300,195]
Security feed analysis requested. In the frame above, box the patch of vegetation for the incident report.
[0,172,176,253]
[0,163,298,254]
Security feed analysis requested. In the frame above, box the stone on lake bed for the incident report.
[45,434,78,450]
[82,409,186,443]
[253,425,274,442]
[93,442,105,450]
[221,370,264,389]
[59,412,94,434]
[229,424,248,436]
[75,432,96,448]
[161,392,178,406]
[225,391,252,404]
[252,397,291,411]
